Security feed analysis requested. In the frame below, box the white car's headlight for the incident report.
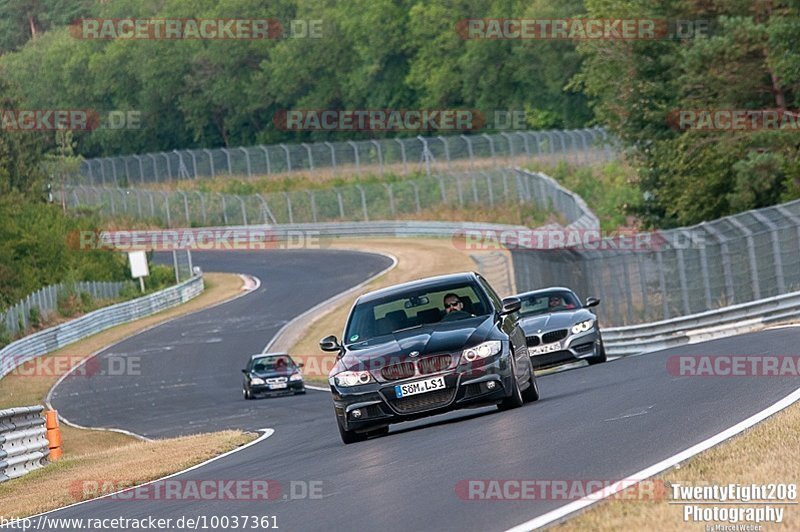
[462,340,502,362]
[289,372,303,382]
[250,377,265,385]
[333,370,374,387]
[571,319,595,334]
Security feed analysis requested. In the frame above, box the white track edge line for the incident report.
[505,386,800,532]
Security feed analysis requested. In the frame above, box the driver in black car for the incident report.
[443,293,464,314]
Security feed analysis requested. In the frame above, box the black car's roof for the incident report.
[516,287,577,297]
[249,352,290,360]
[356,272,480,304]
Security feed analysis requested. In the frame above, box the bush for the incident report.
[28,307,41,329]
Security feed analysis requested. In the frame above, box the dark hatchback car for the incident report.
[320,272,539,444]
[242,353,305,399]
[515,287,606,369]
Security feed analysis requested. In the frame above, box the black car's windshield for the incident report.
[250,355,296,373]
[344,282,491,344]
[519,291,581,316]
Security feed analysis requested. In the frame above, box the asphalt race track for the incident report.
[43,252,800,531]
[50,249,393,437]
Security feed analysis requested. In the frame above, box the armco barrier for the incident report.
[0,406,49,483]
[603,290,800,357]
[0,275,204,380]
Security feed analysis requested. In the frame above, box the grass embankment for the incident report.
[0,272,258,518]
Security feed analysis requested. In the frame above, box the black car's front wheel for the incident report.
[498,357,525,411]
[521,366,540,402]
[336,415,368,444]
[243,387,253,400]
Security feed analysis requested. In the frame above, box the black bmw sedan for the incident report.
[320,272,539,444]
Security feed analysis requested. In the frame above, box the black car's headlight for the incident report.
[571,319,595,334]
[462,340,502,362]
[331,370,374,387]
[250,377,265,385]
[289,372,303,382]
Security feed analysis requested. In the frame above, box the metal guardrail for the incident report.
[75,127,616,185]
[0,275,204,380]
[0,406,49,483]
[603,290,800,357]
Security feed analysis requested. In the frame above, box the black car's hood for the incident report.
[518,309,595,333]
[341,315,495,371]
[250,369,297,378]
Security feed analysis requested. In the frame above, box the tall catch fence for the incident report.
[74,128,616,186]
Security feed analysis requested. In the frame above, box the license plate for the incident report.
[268,383,287,390]
[395,376,446,398]
[529,342,561,355]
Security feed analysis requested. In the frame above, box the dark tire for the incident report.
[587,341,607,366]
[243,387,253,400]
[521,365,540,402]
[337,415,368,444]
[498,356,524,411]
[295,387,306,395]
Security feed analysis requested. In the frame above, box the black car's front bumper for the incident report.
[330,354,514,433]
[248,380,305,395]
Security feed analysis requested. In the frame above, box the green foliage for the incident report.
[575,0,800,227]
[0,0,593,157]
[28,306,41,329]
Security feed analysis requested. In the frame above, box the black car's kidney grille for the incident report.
[526,336,541,347]
[381,362,415,381]
[542,329,568,344]
[389,388,457,414]
[417,354,452,375]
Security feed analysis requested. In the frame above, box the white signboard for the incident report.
[128,251,149,279]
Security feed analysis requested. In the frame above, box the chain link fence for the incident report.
[0,281,133,336]
[74,128,616,186]
[61,169,574,226]
[509,183,800,326]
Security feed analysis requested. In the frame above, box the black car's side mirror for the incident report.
[241,369,248,374]
[500,297,521,315]
[584,297,600,308]
[320,335,342,352]
[297,362,305,368]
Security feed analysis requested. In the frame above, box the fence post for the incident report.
[728,217,760,300]
[85,159,94,186]
[221,148,232,175]
[110,158,119,185]
[336,191,345,218]
[161,153,172,182]
[501,132,514,160]
[750,211,786,295]
[255,194,276,224]
[238,195,248,225]
[395,139,408,175]
[162,192,172,227]
[355,185,369,221]
[702,223,734,305]
[694,227,713,310]
[283,192,294,223]
[239,147,252,177]
[178,191,190,224]
[371,140,384,176]
[301,143,314,171]
[460,135,474,168]
[133,155,145,184]
[259,146,271,175]
[187,150,198,179]
[385,184,395,216]
[417,136,432,176]
[438,136,451,169]
[516,132,530,159]
[675,235,691,315]
[655,249,669,319]
[308,191,317,222]
[348,141,360,175]
[203,149,215,178]
[219,193,229,225]
[410,181,421,213]
[325,142,336,173]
